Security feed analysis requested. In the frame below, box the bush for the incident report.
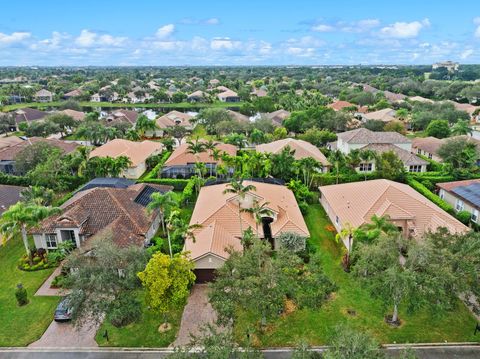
[15,283,28,306]
[109,293,142,328]
[298,201,309,215]
[457,210,472,225]
[50,274,66,289]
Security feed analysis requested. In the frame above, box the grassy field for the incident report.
[95,291,183,347]
[1,101,244,112]
[235,204,479,346]
[0,239,59,346]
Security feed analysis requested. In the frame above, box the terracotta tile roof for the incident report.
[32,183,165,247]
[187,90,205,98]
[363,108,396,122]
[319,179,468,237]
[34,89,53,97]
[59,109,85,121]
[256,138,331,167]
[217,89,239,99]
[361,143,428,166]
[384,91,407,102]
[107,109,139,125]
[0,184,25,214]
[411,136,444,155]
[327,101,356,111]
[14,108,47,123]
[156,111,194,129]
[0,137,78,161]
[337,128,410,145]
[164,142,236,166]
[437,179,480,192]
[89,139,163,167]
[185,181,310,261]
[409,96,434,103]
[64,89,82,97]
[0,136,23,150]
[448,101,479,116]
[264,109,291,125]
[226,110,250,123]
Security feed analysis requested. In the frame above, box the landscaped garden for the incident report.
[0,238,59,346]
[234,204,479,346]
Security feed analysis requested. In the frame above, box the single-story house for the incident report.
[105,109,139,126]
[13,108,47,130]
[89,139,163,179]
[151,111,195,137]
[63,89,82,100]
[319,179,468,239]
[332,128,427,173]
[187,90,205,102]
[412,135,480,163]
[217,89,240,102]
[408,96,434,104]
[185,180,310,282]
[161,142,237,178]
[0,184,25,215]
[327,100,357,112]
[384,91,407,103]
[360,108,396,123]
[31,183,172,250]
[256,138,331,172]
[0,137,78,174]
[0,136,24,150]
[226,110,250,123]
[251,88,268,97]
[437,179,480,224]
[34,89,53,102]
[59,109,85,122]
[263,109,291,126]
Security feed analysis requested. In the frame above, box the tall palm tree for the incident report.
[203,140,218,177]
[335,222,355,271]
[166,209,202,258]
[364,215,398,236]
[223,178,257,235]
[451,119,472,136]
[241,200,273,238]
[359,150,375,181]
[0,203,60,264]
[187,137,206,175]
[135,115,157,138]
[147,192,178,234]
[297,157,321,188]
[347,149,362,172]
[329,150,345,184]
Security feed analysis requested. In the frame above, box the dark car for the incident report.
[54,297,72,322]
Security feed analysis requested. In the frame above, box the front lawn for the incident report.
[0,239,59,346]
[95,291,183,347]
[234,204,479,346]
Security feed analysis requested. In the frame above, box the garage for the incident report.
[194,269,216,283]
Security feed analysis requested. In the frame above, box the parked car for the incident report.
[54,297,72,322]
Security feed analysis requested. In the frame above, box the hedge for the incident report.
[313,172,379,187]
[0,172,31,186]
[407,178,454,214]
[142,151,172,181]
[139,178,189,190]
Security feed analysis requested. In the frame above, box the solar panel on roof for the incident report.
[452,183,480,208]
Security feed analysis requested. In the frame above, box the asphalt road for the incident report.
[1,346,480,359]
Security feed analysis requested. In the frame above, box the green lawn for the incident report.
[0,239,59,346]
[235,204,479,346]
[1,101,244,112]
[95,291,183,347]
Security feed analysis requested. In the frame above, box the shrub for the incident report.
[109,293,142,328]
[298,201,309,215]
[15,283,28,306]
[50,274,66,289]
[277,232,307,252]
[457,210,472,225]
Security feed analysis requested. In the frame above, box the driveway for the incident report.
[29,317,101,348]
[172,284,222,347]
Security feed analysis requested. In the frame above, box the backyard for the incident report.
[0,238,59,346]
[234,204,480,346]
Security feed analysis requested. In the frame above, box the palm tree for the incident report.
[359,150,375,181]
[125,128,141,141]
[223,178,257,235]
[135,115,157,138]
[363,215,398,236]
[335,222,355,271]
[451,120,472,136]
[166,210,202,258]
[297,157,321,188]
[147,192,178,234]
[0,203,60,264]
[241,200,273,238]
[329,150,345,184]
[347,149,362,172]
[111,156,132,177]
[203,140,218,177]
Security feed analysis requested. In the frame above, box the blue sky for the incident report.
[0,0,479,66]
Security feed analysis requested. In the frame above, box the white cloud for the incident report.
[379,18,430,38]
[357,19,380,29]
[460,49,474,59]
[75,30,127,47]
[210,37,241,50]
[205,18,220,25]
[0,31,31,44]
[474,18,480,38]
[312,24,334,32]
[156,24,175,39]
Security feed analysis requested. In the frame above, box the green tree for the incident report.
[359,150,375,181]
[135,114,157,137]
[48,113,77,137]
[426,119,450,139]
[438,138,479,172]
[147,191,178,241]
[323,325,385,359]
[450,119,472,136]
[138,252,195,323]
[328,150,345,184]
[0,202,60,264]
[375,151,405,182]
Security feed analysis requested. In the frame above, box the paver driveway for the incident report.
[172,284,222,347]
[29,317,100,348]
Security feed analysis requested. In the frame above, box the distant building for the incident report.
[432,61,459,72]
[34,89,53,102]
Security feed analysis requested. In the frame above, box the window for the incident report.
[409,165,422,173]
[359,163,373,172]
[417,149,421,155]
[456,199,464,212]
[472,209,479,223]
[335,216,339,225]
[428,153,432,159]
[45,234,58,249]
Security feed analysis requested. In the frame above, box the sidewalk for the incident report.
[35,266,70,297]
